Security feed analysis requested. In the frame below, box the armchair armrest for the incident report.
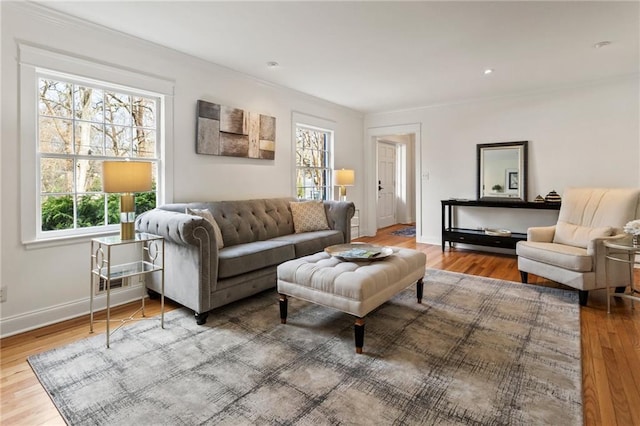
[527,225,556,243]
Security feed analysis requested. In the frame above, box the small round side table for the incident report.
[604,236,640,314]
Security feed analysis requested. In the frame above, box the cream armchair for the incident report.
[517,188,640,306]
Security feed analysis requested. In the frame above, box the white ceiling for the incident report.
[36,1,639,113]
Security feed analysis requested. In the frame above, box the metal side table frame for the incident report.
[90,232,165,347]
[604,236,640,314]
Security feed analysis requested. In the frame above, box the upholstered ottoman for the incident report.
[277,247,427,353]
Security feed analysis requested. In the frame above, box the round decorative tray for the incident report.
[325,243,393,261]
[484,228,512,237]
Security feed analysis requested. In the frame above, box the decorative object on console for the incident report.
[534,194,545,203]
[334,168,355,201]
[196,99,276,159]
[623,219,640,247]
[103,161,152,240]
[484,228,512,237]
[544,190,562,203]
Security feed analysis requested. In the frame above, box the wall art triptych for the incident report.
[196,100,276,160]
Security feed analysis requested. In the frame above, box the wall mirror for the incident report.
[477,141,528,201]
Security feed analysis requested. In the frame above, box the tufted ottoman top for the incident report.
[277,247,426,317]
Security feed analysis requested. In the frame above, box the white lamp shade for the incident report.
[103,161,153,193]
[334,169,355,186]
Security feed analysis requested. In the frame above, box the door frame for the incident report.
[364,123,422,240]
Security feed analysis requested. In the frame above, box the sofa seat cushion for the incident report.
[516,241,592,272]
[271,230,344,257]
[218,240,295,279]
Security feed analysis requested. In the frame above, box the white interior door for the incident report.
[377,142,396,229]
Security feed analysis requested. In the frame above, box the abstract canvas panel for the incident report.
[196,100,276,159]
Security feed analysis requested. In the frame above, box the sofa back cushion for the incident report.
[159,198,297,247]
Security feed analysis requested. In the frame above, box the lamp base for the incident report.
[119,193,136,240]
[339,186,347,201]
[120,221,135,240]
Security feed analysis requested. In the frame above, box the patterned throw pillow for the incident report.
[290,201,330,234]
[186,208,224,249]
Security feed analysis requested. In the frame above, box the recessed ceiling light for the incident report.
[266,61,279,68]
[483,68,494,75]
[593,41,612,49]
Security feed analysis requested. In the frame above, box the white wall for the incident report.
[0,3,363,336]
[365,76,640,244]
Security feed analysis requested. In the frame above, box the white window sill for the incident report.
[23,229,120,250]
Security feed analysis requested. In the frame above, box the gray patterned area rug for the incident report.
[29,270,582,425]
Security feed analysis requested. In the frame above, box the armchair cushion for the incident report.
[516,241,592,272]
[553,221,612,249]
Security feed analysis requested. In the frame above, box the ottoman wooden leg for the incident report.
[279,294,288,324]
[416,278,424,304]
[354,317,365,354]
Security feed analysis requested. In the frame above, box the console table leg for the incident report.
[354,317,365,354]
[279,294,288,324]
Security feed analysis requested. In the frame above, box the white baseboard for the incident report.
[0,284,145,338]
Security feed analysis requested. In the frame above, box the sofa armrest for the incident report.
[527,225,556,243]
[136,209,219,307]
[323,201,356,242]
[136,209,220,250]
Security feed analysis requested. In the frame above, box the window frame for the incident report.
[37,72,161,237]
[292,112,335,201]
[19,43,174,247]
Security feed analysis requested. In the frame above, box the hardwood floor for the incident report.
[1,224,638,425]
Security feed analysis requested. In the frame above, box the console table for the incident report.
[441,199,560,252]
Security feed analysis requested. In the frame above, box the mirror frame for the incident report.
[476,141,528,202]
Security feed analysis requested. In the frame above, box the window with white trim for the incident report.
[19,43,173,245]
[295,124,333,200]
[37,75,159,234]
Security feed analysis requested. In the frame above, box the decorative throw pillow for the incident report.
[186,208,224,249]
[553,221,612,249]
[290,201,330,234]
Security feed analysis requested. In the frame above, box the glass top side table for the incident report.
[90,232,165,347]
[604,236,640,314]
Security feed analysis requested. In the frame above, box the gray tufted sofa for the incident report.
[135,197,355,324]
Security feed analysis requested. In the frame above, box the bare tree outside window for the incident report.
[38,77,159,232]
[295,126,332,200]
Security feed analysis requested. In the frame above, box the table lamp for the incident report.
[103,160,152,240]
[334,169,355,201]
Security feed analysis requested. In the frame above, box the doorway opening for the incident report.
[364,124,421,240]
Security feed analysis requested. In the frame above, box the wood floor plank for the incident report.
[1,224,638,425]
